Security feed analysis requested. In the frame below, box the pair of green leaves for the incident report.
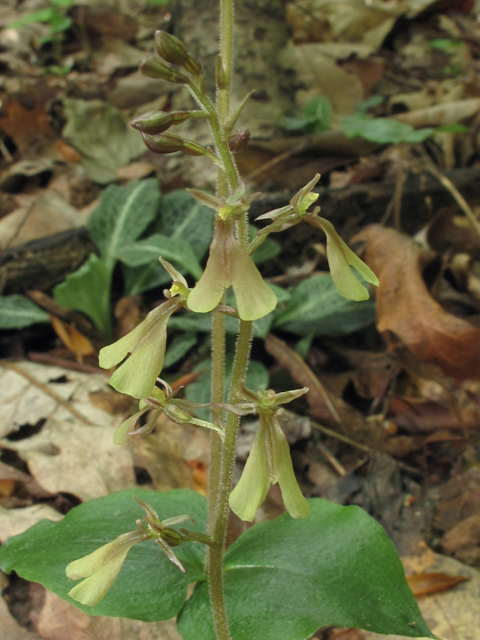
[0,490,433,639]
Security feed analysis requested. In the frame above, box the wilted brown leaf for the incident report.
[0,97,54,152]
[2,418,136,501]
[363,554,480,640]
[407,572,469,597]
[0,596,42,640]
[35,591,181,640]
[0,504,62,544]
[358,225,480,382]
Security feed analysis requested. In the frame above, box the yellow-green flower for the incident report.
[113,384,224,445]
[255,174,379,301]
[187,218,277,321]
[66,499,192,607]
[226,387,311,521]
[66,530,148,606]
[304,213,379,302]
[99,259,188,399]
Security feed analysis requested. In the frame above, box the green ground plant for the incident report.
[0,2,435,639]
[8,0,76,72]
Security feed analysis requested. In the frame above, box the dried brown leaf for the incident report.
[358,225,480,382]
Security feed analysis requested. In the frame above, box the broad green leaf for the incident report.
[8,8,55,28]
[88,180,161,271]
[0,489,207,622]
[0,295,49,329]
[342,114,434,144]
[168,311,213,334]
[249,225,280,265]
[62,99,146,184]
[54,254,112,336]
[274,274,375,337]
[186,357,269,419]
[164,332,198,368]
[152,190,214,260]
[116,233,202,279]
[122,262,171,296]
[177,499,434,640]
[268,282,291,304]
[284,96,332,134]
[168,309,273,339]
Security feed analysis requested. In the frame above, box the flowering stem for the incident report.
[206,3,254,638]
[209,319,253,640]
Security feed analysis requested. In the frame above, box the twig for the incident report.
[0,361,93,425]
[309,418,423,476]
[316,441,346,477]
[421,151,480,240]
[28,352,107,376]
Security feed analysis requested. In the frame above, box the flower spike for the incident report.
[187,219,277,321]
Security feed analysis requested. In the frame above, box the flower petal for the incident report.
[113,409,148,445]
[269,418,311,519]
[307,216,379,301]
[187,237,228,314]
[108,322,169,399]
[68,545,131,606]
[159,257,188,288]
[229,425,270,522]
[99,321,149,370]
[230,242,277,321]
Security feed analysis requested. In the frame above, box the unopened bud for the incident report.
[131,112,174,134]
[182,140,207,156]
[142,132,185,154]
[215,55,227,90]
[171,111,192,124]
[139,56,189,84]
[154,31,201,75]
[161,527,184,547]
[228,128,251,152]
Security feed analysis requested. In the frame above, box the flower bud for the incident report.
[131,111,174,134]
[171,111,193,124]
[139,56,189,84]
[154,31,201,75]
[182,140,207,156]
[142,132,185,154]
[161,527,184,547]
[228,128,251,152]
[215,55,227,89]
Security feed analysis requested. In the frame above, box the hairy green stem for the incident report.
[207,4,254,638]
[209,320,253,640]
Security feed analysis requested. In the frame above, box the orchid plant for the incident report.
[0,3,435,640]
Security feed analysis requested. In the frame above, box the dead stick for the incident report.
[309,417,423,476]
[0,361,93,425]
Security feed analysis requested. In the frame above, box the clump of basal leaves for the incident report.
[0,23,434,640]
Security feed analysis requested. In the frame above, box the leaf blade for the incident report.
[177,499,434,640]
[0,489,207,622]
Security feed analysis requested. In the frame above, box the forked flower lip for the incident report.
[187,219,277,321]
[98,259,190,400]
[226,387,311,522]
